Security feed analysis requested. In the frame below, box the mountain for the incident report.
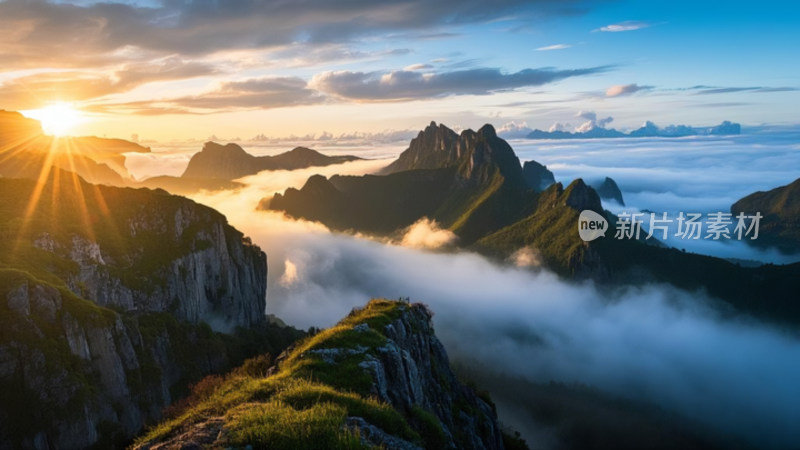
[526,121,740,139]
[522,160,556,191]
[181,142,362,180]
[133,299,513,450]
[0,110,150,186]
[731,177,800,253]
[0,170,302,448]
[138,142,363,195]
[591,177,625,206]
[268,122,541,244]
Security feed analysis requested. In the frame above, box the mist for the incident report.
[182,159,800,448]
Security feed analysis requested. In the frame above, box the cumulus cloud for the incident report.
[574,110,613,131]
[510,246,542,267]
[310,66,611,101]
[594,20,653,32]
[497,121,534,139]
[398,218,458,250]
[606,83,652,97]
[535,44,572,51]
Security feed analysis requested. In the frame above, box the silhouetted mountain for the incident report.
[269,122,542,244]
[732,177,800,253]
[526,121,740,139]
[181,142,362,180]
[0,110,149,185]
[592,177,625,206]
[522,160,556,191]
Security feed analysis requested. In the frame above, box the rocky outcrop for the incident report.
[357,303,504,449]
[134,300,507,450]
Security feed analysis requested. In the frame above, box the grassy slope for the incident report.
[135,300,460,450]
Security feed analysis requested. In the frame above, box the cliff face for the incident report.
[0,172,275,449]
[134,300,506,450]
[356,303,504,449]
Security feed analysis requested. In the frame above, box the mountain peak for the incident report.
[478,123,497,138]
[564,178,603,212]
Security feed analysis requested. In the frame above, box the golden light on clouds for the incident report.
[23,103,85,137]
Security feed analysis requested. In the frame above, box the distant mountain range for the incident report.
[268,121,800,326]
[526,120,741,139]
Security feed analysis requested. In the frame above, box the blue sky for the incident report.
[1,0,797,139]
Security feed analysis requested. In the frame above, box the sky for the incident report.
[1,0,799,141]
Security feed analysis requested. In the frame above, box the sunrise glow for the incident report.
[23,103,84,137]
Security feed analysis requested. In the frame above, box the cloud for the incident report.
[497,120,534,138]
[510,246,542,267]
[694,86,799,95]
[0,0,594,65]
[398,218,458,250]
[573,110,613,131]
[0,57,217,109]
[279,259,299,287]
[535,44,572,51]
[403,63,434,71]
[606,83,652,97]
[594,20,653,32]
[310,66,611,101]
[96,76,325,114]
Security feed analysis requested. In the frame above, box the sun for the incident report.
[24,103,84,137]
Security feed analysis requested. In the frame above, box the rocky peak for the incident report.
[563,178,603,212]
[384,122,524,188]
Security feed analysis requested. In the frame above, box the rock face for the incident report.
[0,173,272,449]
[356,303,504,449]
[592,176,625,206]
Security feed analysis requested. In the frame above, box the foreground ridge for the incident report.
[135,299,512,450]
